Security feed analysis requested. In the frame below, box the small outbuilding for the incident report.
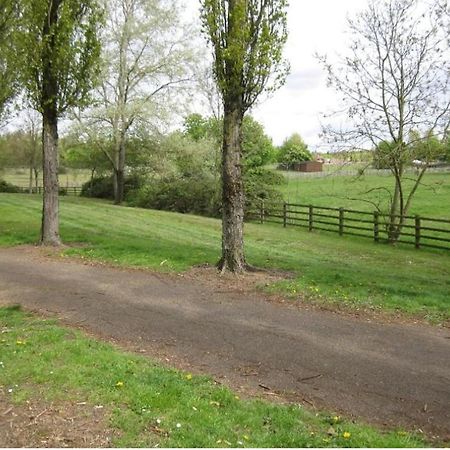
[291,161,324,172]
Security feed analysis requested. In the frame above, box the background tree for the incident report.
[22,110,42,193]
[277,133,312,167]
[183,113,282,213]
[61,134,110,189]
[78,0,196,205]
[201,0,289,273]
[320,0,450,241]
[17,0,103,245]
[0,0,17,121]
[0,119,42,191]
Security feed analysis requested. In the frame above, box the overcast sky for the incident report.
[186,0,369,148]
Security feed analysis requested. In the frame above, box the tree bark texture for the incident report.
[34,168,39,192]
[40,115,61,246]
[112,135,126,205]
[115,168,125,204]
[28,165,33,194]
[218,104,246,273]
[40,0,62,246]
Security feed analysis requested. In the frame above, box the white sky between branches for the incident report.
[185,0,369,150]
[3,0,368,152]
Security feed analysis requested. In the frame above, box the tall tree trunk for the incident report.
[218,104,246,273]
[28,164,33,194]
[40,115,61,246]
[113,136,126,204]
[34,167,39,192]
[388,177,401,242]
[90,167,95,193]
[40,0,61,246]
[115,168,124,204]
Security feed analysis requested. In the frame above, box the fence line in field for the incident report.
[282,165,450,179]
[249,201,450,251]
[12,186,450,251]
[16,186,82,196]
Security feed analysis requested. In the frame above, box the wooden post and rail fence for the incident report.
[16,186,82,196]
[251,201,450,251]
[10,186,450,251]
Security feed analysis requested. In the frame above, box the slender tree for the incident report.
[0,0,17,119]
[78,0,196,205]
[201,0,289,273]
[17,0,102,245]
[23,110,42,194]
[320,0,450,241]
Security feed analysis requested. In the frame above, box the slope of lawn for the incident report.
[278,171,450,218]
[0,194,449,322]
[0,305,426,447]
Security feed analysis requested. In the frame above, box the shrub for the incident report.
[81,174,142,199]
[0,180,21,193]
[245,168,284,218]
[129,168,284,220]
[130,175,221,217]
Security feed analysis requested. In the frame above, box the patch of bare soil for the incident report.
[0,393,115,448]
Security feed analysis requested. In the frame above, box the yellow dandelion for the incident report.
[115,381,124,387]
[185,373,193,380]
[343,432,351,439]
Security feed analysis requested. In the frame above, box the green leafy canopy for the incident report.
[16,0,104,115]
[201,0,290,110]
[0,0,19,117]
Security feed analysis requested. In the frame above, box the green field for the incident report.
[0,194,449,323]
[0,305,425,447]
[0,168,91,187]
[277,170,450,218]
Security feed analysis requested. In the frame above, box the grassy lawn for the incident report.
[0,305,426,447]
[278,171,450,218]
[0,194,449,323]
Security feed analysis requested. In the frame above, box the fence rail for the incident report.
[11,187,450,251]
[16,186,82,196]
[249,201,450,251]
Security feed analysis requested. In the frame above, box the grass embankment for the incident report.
[278,171,450,218]
[0,306,425,447]
[0,194,449,322]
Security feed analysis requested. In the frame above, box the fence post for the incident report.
[283,203,287,228]
[374,211,379,243]
[415,215,421,249]
[339,208,344,236]
[308,205,313,231]
[260,200,265,224]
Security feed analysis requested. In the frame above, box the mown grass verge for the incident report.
[0,194,449,323]
[0,305,426,448]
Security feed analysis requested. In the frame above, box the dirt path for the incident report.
[0,246,449,441]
